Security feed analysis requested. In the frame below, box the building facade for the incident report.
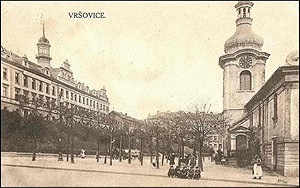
[220,1,299,177]
[1,24,110,117]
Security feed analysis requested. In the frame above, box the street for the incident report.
[1,153,298,187]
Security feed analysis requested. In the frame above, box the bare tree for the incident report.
[186,104,224,171]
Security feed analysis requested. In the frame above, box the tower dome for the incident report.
[224,1,264,54]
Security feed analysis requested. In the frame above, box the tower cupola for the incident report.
[36,22,52,68]
[224,1,264,54]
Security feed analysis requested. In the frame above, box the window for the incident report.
[93,101,95,108]
[79,96,81,103]
[66,90,69,99]
[15,88,20,100]
[52,86,56,96]
[15,72,20,84]
[90,99,92,107]
[75,94,77,102]
[100,104,103,110]
[60,88,64,97]
[3,68,7,80]
[2,84,8,97]
[97,102,99,109]
[106,106,109,112]
[23,75,28,87]
[243,7,246,17]
[71,92,73,100]
[86,98,88,105]
[240,70,251,90]
[32,79,36,90]
[83,97,85,104]
[39,81,43,92]
[46,84,49,94]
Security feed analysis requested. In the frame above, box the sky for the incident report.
[1,1,299,120]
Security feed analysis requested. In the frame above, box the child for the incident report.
[180,166,188,179]
[174,166,181,178]
[188,166,194,179]
[168,165,176,178]
[193,166,201,180]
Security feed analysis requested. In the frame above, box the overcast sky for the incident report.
[1,1,299,119]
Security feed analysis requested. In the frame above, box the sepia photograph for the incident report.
[1,1,299,187]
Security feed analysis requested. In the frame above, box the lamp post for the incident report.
[58,92,63,161]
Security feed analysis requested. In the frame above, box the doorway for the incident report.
[272,137,278,171]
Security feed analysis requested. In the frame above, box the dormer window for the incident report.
[45,68,50,76]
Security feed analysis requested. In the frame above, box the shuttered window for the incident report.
[240,70,251,90]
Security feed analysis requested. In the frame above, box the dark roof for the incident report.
[109,111,145,125]
[245,65,299,110]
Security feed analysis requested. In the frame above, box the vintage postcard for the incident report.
[1,1,299,187]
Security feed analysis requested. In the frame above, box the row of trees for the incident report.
[2,94,231,171]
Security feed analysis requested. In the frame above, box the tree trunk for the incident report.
[156,129,159,169]
[110,131,113,166]
[67,126,70,162]
[161,141,165,166]
[198,137,204,171]
[32,136,37,161]
[71,130,74,164]
[181,138,184,157]
[119,136,122,162]
[104,143,108,164]
[141,138,143,166]
[97,138,100,162]
[178,141,181,166]
[128,136,131,164]
[150,136,153,164]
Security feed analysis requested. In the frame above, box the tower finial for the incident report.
[43,21,45,37]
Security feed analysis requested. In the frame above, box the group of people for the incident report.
[168,164,201,180]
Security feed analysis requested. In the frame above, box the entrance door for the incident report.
[272,138,278,171]
[236,135,247,151]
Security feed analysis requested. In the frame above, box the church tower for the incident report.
[36,22,52,68]
[219,1,270,125]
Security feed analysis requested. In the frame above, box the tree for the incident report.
[186,104,224,171]
[1,107,22,139]
[22,110,47,161]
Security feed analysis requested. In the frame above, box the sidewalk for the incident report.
[1,153,299,187]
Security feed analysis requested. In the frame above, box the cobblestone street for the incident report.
[1,153,298,187]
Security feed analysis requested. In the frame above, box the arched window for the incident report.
[240,70,251,90]
[243,8,246,17]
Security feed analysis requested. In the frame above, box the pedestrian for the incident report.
[168,165,176,178]
[216,146,223,164]
[190,155,196,167]
[188,166,195,179]
[80,149,86,158]
[209,146,215,162]
[174,165,181,178]
[252,155,263,179]
[170,153,175,165]
[193,166,201,180]
[180,166,188,179]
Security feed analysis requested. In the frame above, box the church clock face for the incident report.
[239,56,252,68]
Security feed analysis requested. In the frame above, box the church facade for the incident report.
[1,24,110,117]
[219,1,299,177]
